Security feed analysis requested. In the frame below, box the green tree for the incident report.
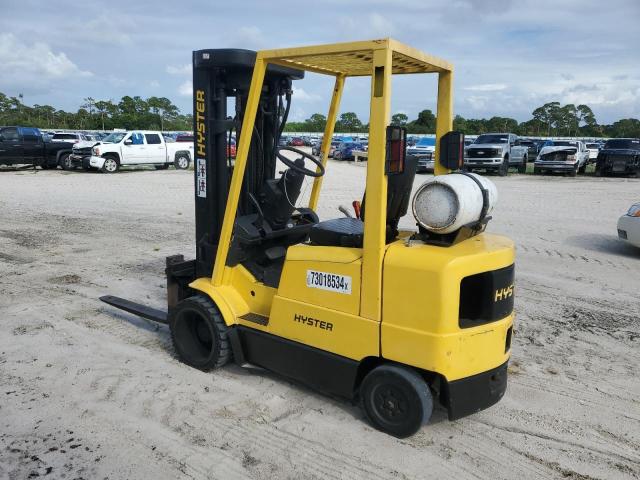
[391,112,408,126]
[335,112,363,133]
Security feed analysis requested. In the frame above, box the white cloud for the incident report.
[369,12,395,36]
[293,87,321,103]
[178,80,192,97]
[150,80,160,88]
[233,26,265,49]
[464,84,507,92]
[78,16,132,46]
[0,33,91,79]
[166,64,191,76]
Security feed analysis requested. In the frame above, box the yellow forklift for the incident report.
[101,39,515,437]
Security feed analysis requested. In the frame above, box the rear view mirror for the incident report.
[385,126,406,175]
[439,131,465,169]
[124,139,133,145]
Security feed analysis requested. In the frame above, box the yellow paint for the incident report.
[309,75,345,210]
[277,245,362,316]
[434,70,453,176]
[381,234,515,380]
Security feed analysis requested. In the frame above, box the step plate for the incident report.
[239,312,269,326]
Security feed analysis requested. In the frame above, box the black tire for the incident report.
[359,364,433,438]
[517,157,527,173]
[40,163,50,170]
[59,153,73,171]
[568,166,578,177]
[174,154,190,170]
[578,163,587,174]
[498,158,509,176]
[155,164,169,170]
[533,166,542,174]
[169,295,231,371]
[101,155,119,173]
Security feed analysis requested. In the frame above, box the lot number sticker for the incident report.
[306,270,352,294]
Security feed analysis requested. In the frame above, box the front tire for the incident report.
[102,155,119,173]
[498,158,509,176]
[169,295,231,371]
[359,364,433,438]
[174,154,190,170]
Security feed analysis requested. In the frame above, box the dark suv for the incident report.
[595,138,640,177]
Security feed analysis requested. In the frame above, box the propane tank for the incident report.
[411,173,498,234]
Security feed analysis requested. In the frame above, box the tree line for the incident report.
[0,92,192,131]
[1,91,638,138]
[287,102,640,138]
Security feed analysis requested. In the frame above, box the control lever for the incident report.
[338,205,353,218]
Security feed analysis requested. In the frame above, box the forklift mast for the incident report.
[191,49,303,278]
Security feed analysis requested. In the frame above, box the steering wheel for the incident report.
[276,146,325,178]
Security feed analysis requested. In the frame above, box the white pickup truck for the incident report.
[89,131,193,173]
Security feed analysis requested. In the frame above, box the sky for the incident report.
[1,0,639,124]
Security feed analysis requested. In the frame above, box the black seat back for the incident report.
[361,154,418,241]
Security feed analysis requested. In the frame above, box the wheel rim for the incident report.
[178,156,188,169]
[370,384,410,425]
[104,159,117,172]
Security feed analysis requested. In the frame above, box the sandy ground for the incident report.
[1,159,639,480]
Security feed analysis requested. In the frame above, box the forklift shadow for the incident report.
[104,306,452,426]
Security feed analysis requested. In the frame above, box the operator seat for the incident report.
[309,155,418,248]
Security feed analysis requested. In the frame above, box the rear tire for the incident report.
[169,295,231,371]
[517,157,527,173]
[359,364,433,438]
[59,153,73,171]
[174,154,190,170]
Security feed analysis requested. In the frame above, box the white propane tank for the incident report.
[412,173,498,234]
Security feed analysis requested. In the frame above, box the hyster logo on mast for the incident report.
[195,90,206,157]
[195,89,207,198]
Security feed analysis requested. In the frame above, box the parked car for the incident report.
[278,135,290,147]
[463,133,528,176]
[0,126,74,169]
[534,140,589,176]
[333,142,363,161]
[88,130,194,173]
[584,143,600,164]
[617,203,640,249]
[407,137,436,173]
[69,138,102,170]
[227,138,236,158]
[288,137,305,147]
[176,133,194,143]
[51,132,90,144]
[595,138,640,177]
[328,140,342,158]
[407,137,436,156]
[518,139,538,160]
